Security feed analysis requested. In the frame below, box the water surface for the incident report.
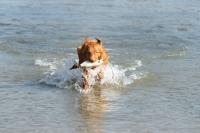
[0,0,200,132]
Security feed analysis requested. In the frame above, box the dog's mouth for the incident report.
[80,59,103,68]
[88,56,99,63]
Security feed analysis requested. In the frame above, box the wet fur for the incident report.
[71,37,109,90]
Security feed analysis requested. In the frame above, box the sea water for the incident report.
[35,58,144,92]
[0,0,200,133]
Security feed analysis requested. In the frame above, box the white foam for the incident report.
[35,58,146,93]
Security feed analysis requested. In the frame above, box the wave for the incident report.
[0,42,21,54]
[0,22,11,26]
[151,45,188,59]
[35,58,146,93]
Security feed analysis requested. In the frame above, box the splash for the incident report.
[35,58,145,92]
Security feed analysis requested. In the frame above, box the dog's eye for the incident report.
[87,52,90,55]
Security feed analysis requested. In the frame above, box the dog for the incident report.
[70,36,109,90]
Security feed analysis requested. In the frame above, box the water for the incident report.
[1,0,200,132]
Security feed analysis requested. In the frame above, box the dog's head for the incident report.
[77,37,109,65]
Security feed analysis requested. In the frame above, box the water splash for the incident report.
[35,58,146,92]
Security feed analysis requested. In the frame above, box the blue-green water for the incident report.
[0,0,200,132]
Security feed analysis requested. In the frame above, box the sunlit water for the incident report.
[0,0,200,133]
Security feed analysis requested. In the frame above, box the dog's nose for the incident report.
[89,57,96,63]
[89,59,95,63]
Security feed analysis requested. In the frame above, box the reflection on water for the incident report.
[77,88,109,132]
[1,0,200,132]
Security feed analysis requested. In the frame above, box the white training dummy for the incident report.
[80,60,103,68]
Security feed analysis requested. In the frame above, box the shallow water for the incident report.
[1,0,200,132]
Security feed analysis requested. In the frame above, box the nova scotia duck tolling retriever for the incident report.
[70,36,109,90]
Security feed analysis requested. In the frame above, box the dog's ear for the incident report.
[77,46,82,52]
[84,36,88,43]
[82,36,89,46]
[95,38,102,45]
[77,46,84,64]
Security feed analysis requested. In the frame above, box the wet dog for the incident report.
[70,37,109,90]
